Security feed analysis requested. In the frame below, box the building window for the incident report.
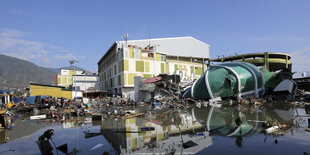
[118,61,123,73]
[114,65,117,75]
[167,56,177,60]
[124,48,129,58]
[124,60,129,71]
[174,64,178,71]
[161,63,165,73]
[118,75,121,86]
[156,53,161,61]
[134,49,140,59]
[110,78,113,87]
[129,48,134,58]
[161,55,166,61]
[145,61,150,72]
[128,73,137,85]
[148,53,154,58]
[143,74,152,78]
[195,67,203,75]
[119,51,122,60]
[136,61,144,72]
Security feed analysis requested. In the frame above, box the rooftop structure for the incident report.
[210,52,292,72]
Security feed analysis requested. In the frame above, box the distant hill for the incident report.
[0,54,57,89]
[45,67,60,74]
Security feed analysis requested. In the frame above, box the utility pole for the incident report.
[69,60,79,100]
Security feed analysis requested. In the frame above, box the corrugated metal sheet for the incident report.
[143,76,162,83]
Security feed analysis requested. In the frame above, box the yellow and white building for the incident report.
[98,36,210,96]
[56,66,86,88]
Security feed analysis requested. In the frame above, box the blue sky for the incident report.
[0,0,310,72]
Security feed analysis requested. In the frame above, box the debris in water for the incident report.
[183,140,198,149]
[90,143,104,151]
[56,143,68,154]
[265,126,279,133]
[30,114,46,120]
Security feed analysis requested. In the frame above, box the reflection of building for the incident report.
[98,36,210,96]
[100,111,212,154]
[1,119,52,143]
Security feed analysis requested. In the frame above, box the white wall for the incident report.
[72,91,83,98]
[61,69,69,75]
[73,75,99,91]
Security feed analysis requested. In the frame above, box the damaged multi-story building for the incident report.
[97,36,210,97]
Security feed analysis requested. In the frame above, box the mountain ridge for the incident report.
[0,54,57,89]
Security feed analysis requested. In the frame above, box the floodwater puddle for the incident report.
[0,103,310,155]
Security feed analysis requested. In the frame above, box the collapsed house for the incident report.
[134,74,181,103]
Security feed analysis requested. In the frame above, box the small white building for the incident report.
[72,75,99,91]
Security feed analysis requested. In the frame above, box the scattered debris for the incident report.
[56,143,68,154]
[92,115,102,121]
[209,97,222,108]
[273,79,298,101]
[183,140,198,149]
[90,143,104,151]
[265,126,280,133]
[30,114,46,120]
[0,110,8,128]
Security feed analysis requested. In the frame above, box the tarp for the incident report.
[25,96,36,105]
[0,90,7,95]
[13,97,23,104]
[26,95,50,105]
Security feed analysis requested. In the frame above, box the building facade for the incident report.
[57,66,86,88]
[72,75,99,91]
[98,36,210,96]
[30,83,82,99]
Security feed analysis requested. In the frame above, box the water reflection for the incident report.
[99,111,212,154]
[0,103,308,155]
[97,104,297,154]
[193,105,294,137]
